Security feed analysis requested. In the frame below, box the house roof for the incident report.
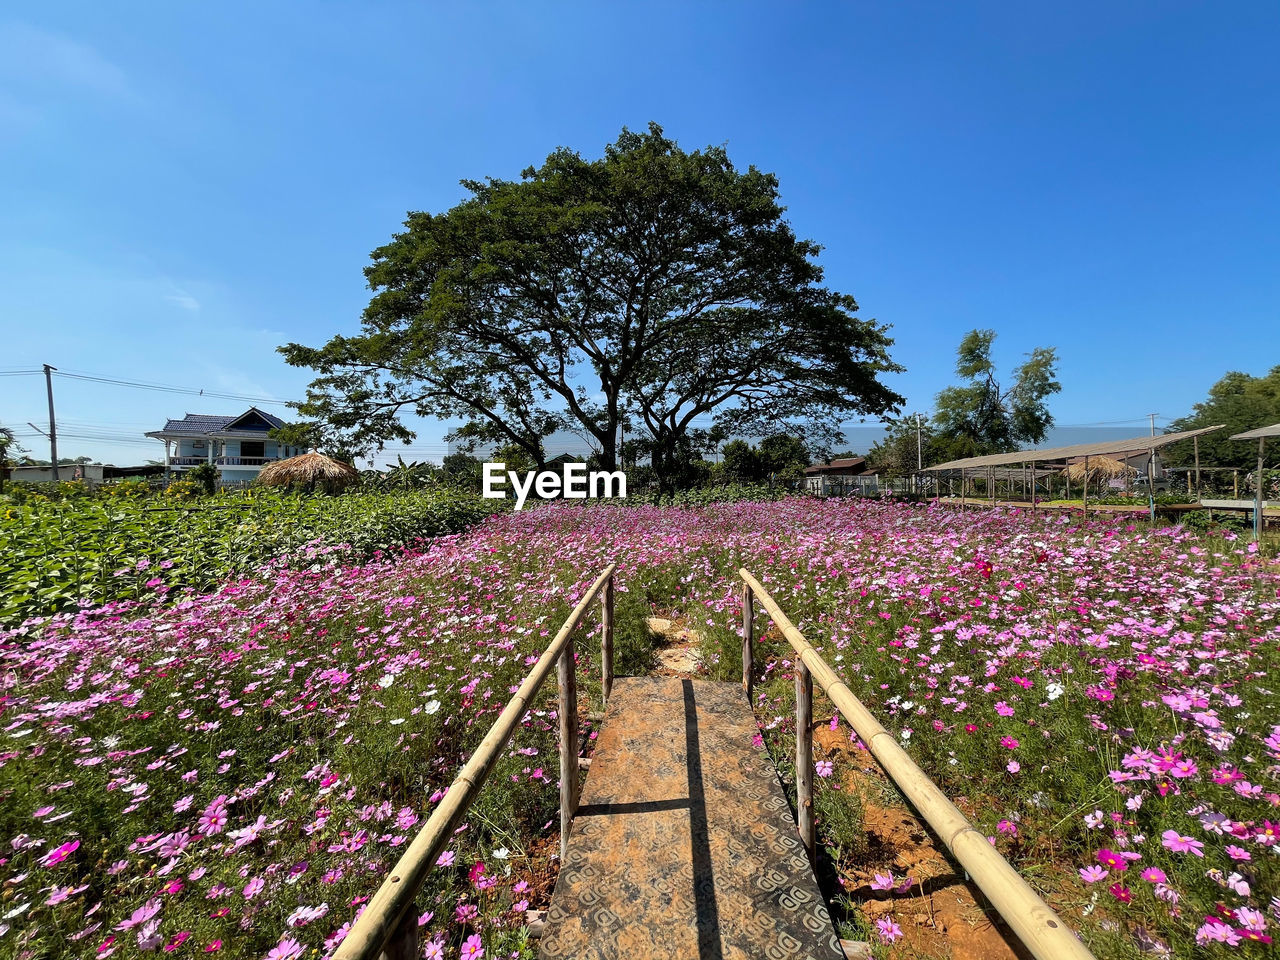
[804,457,866,475]
[145,408,286,439]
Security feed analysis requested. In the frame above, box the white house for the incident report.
[146,408,302,484]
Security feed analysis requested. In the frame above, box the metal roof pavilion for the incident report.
[921,424,1225,473]
[1231,423,1280,440]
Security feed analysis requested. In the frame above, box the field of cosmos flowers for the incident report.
[2,497,1277,959]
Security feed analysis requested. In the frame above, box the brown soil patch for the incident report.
[512,833,561,911]
[647,616,705,676]
[813,726,1034,960]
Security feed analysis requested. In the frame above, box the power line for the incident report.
[51,370,299,406]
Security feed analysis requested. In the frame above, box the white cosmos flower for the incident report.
[377,675,395,689]
[424,700,441,715]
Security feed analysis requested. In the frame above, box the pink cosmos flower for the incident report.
[460,934,484,960]
[875,917,903,943]
[264,937,304,960]
[1140,867,1167,883]
[1225,844,1251,861]
[1079,865,1108,883]
[815,760,834,778]
[1161,830,1204,856]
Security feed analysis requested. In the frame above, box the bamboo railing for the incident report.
[331,563,616,960]
[739,569,1097,960]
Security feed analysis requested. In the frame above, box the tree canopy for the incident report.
[721,433,811,484]
[1164,365,1280,469]
[280,124,903,490]
[931,329,1060,460]
[867,413,936,478]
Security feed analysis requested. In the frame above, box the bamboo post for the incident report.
[1082,456,1089,516]
[1030,461,1037,514]
[1147,448,1157,523]
[601,574,615,708]
[741,582,754,699]
[381,906,418,960]
[1255,437,1265,542]
[795,659,814,859]
[738,569,1097,960]
[1194,435,1201,498]
[558,635,580,862]
[1234,469,1239,500]
[332,563,615,960]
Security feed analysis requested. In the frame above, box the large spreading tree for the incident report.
[1164,365,1280,469]
[931,329,1060,460]
[280,124,903,489]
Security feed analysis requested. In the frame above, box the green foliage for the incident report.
[813,781,868,863]
[1164,365,1280,472]
[189,462,218,495]
[624,482,791,507]
[0,488,502,626]
[608,587,658,677]
[280,123,902,491]
[932,329,1061,458]
[722,434,811,484]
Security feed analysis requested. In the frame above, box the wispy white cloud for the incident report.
[165,290,201,312]
[0,21,134,103]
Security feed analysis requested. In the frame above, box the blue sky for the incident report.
[2,2,1277,466]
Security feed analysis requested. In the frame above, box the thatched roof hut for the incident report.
[1062,455,1136,483]
[257,451,359,494]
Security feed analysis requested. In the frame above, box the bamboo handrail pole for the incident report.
[333,562,617,960]
[741,582,755,699]
[795,659,815,858]
[737,569,1096,960]
[601,575,615,708]
[557,636,580,862]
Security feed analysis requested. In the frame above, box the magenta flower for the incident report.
[460,934,485,960]
[1095,849,1126,872]
[39,840,80,868]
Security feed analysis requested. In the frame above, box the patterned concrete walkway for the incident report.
[538,677,844,960]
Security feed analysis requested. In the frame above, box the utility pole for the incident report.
[43,364,59,481]
[1148,413,1157,438]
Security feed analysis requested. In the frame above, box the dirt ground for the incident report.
[814,725,1037,960]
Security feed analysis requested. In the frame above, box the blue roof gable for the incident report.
[146,407,286,438]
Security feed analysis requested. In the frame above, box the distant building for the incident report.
[7,463,106,485]
[146,408,302,484]
[803,457,879,495]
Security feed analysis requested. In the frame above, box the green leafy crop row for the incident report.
[0,488,503,626]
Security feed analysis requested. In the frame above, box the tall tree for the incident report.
[932,330,1060,459]
[281,124,903,490]
[1164,366,1280,469]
